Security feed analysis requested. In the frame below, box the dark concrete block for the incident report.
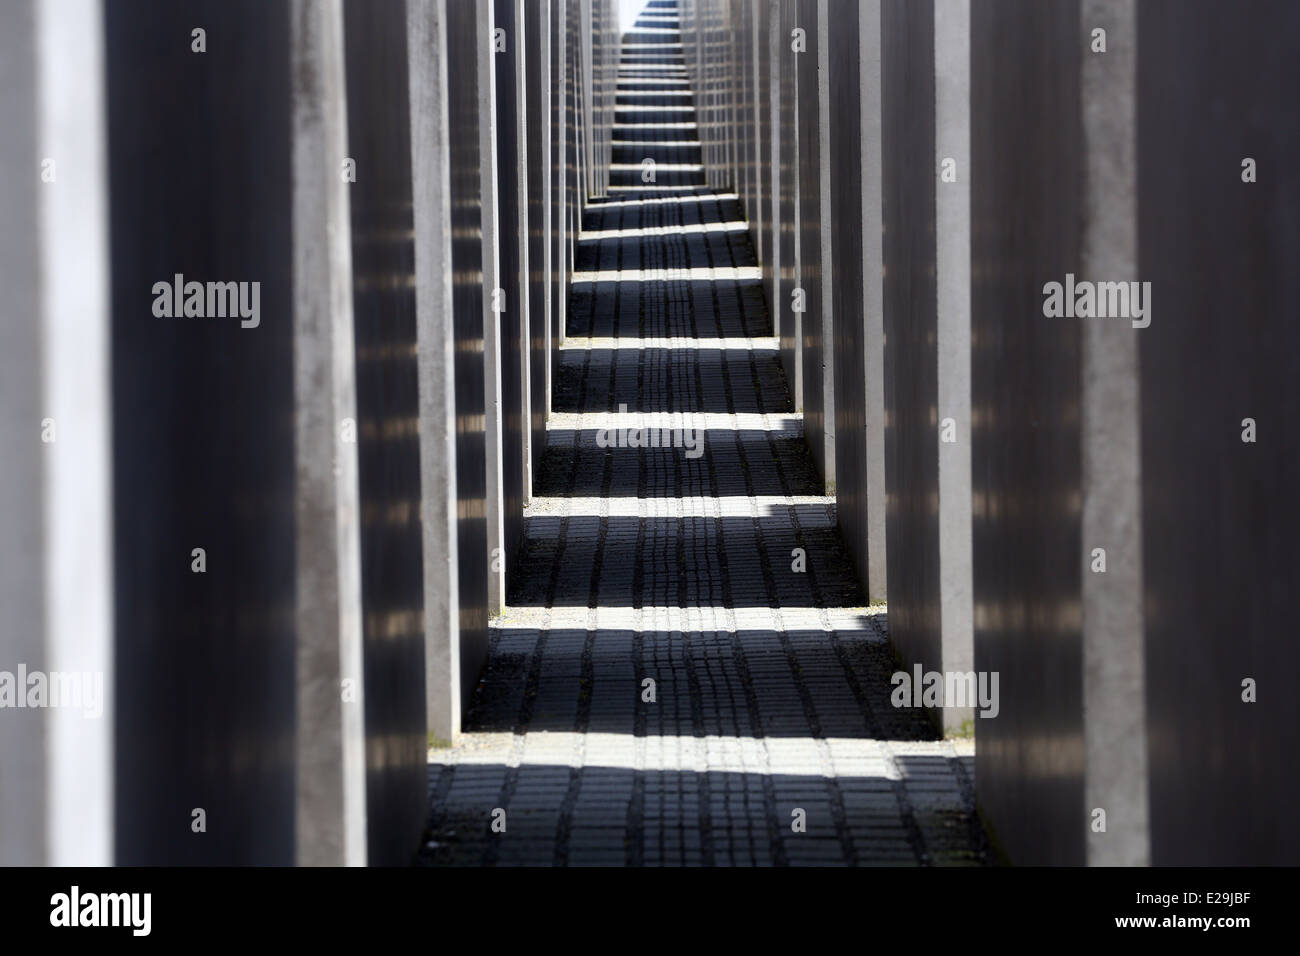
[796,0,833,488]
[969,0,1086,865]
[776,0,800,403]
[343,0,429,866]
[445,0,491,722]
[828,0,887,603]
[1137,0,1300,866]
[495,0,527,577]
[527,0,551,489]
[105,0,297,865]
[881,0,973,735]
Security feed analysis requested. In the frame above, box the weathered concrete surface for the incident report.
[880,0,973,734]
[828,0,887,605]
[445,0,491,724]
[1079,0,1147,868]
[971,0,1148,866]
[932,0,973,732]
[795,0,833,490]
[347,0,428,865]
[972,0,1300,867]
[406,0,492,742]
[970,0,1086,866]
[1136,0,1300,866]
[527,0,552,489]
[550,0,567,415]
[405,0,477,805]
[106,0,298,864]
[776,0,800,406]
[689,0,731,192]
[496,0,529,550]
[477,0,506,616]
[0,0,113,867]
[291,0,367,867]
[563,0,580,348]
[0,0,48,867]
[580,0,618,198]
[763,0,779,332]
[744,0,769,274]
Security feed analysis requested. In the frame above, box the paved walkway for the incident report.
[420,0,988,867]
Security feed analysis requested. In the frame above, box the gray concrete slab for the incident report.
[1136,0,1300,866]
[446,0,491,725]
[550,0,567,407]
[0,0,113,867]
[796,0,834,490]
[881,0,973,733]
[407,0,460,762]
[970,0,1087,865]
[528,0,552,489]
[1079,0,1147,868]
[777,0,800,406]
[106,0,299,864]
[291,0,367,867]
[828,0,887,605]
[346,0,430,865]
[478,0,507,617]
[497,0,531,536]
[747,0,767,263]
[0,0,47,867]
[762,0,777,330]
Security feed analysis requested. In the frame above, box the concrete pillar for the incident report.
[828,0,887,604]
[934,0,973,730]
[291,0,367,867]
[776,0,800,403]
[477,0,507,617]
[581,0,595,194]
[527,0,552,487]
[969,0,1146,866]
[971,0,1082,868]
[796,0,834,488]
[1078,0,1146,868]
[550,0,566,396]
[344,0,429,865]
[0,0,113,867]
[409,0,490,746]
[760,0,777,317]
[105,0,299,865]
[724,2,740,191]
[599,0,618,195]
[494,0,530,539]
[969,0,1149,867]
[749,0,766,260]
[690,0,717,185]
[446,0,490,731]
[881,0,973,733]
[551,0,566,351]
[565,0,580,324]
[408,0,462,749]
[506,0,527,509]
[1135,0,1299,866]
[575,18,588,210]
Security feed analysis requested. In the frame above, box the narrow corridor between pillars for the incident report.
[420,0,988,867]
